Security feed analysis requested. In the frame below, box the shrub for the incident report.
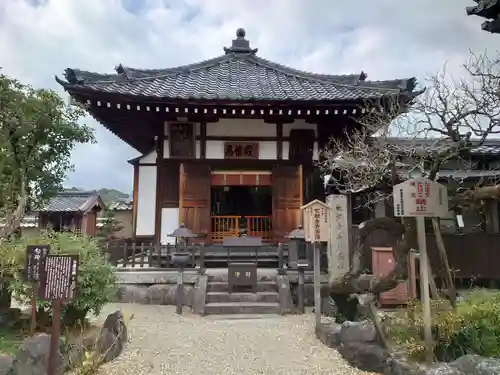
[385,289,500,362]
[6,231,117,326]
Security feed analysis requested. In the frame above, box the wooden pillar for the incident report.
[276,122,283,160]
[200,122,207,159]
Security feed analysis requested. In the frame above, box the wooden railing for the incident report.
[211,215,273,242]
[211,216,240,241]
[246,216,272,240]
[104,241,204,269]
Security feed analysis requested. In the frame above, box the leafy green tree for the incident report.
[0,72,94,240]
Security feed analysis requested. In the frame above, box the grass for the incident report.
[0,326,28,355]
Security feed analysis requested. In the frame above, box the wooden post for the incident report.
[30,283,37,336]
[176,267,184,315]
[298,266,305,314]
[416,216,434,363]
[426,255,440,300]
[313,242,321,326]
[431,218,456,305]
[47,300,62,375]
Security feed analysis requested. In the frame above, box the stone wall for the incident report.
[316,320,500,375]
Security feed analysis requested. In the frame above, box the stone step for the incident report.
[206,281,277,293]
[206,291,279,304]
[204,302,281,315]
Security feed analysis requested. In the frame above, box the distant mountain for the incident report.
[97,188,130,205]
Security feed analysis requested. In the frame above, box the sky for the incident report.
[0,0,498,194]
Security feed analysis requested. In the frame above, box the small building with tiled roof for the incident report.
[38,190,105,236]
[56,28,423,246]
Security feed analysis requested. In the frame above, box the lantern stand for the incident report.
[286,225,307,314]
[168,223,197,315]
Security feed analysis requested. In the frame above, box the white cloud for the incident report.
[0,0,496,192]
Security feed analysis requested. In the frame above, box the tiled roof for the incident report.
[383,137,500,156]
[40,191,104,213]
[56,28,420,102]
[108,200,133,211]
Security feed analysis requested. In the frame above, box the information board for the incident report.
[393,178,449,218]
[38,255,79,301]
[25,245,50,282]
[301,199,332,243]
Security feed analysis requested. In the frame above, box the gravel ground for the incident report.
[94,303,379,375]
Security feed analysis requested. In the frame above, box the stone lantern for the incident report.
[168,223,197,314]
[285,225,308,314]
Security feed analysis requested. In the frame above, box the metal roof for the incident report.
[56,28,420,103]
[40,191,104,213]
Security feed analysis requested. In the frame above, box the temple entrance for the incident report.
[210,171,273,241]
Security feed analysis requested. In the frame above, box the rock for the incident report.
[450,354,500,375]
[12,333,65,375]
[315,322,341,348]
[425,363,464,375]
[339,320,377,343]
[338,341,389,373]
[96,310,128,363]
[0,354,13,375]
[146,284,193,306]
[385,352,427,375]
[116,285,148,304]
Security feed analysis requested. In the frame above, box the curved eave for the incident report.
[59,82,414,107]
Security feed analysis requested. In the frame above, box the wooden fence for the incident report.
[352,226,500,280]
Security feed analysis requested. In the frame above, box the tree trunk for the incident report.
[329,217,411,319]
[0,175,28,241]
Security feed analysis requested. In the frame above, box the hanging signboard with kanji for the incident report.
[38,255,79,301]
[24,245,50,282]
[301,199,332,243]
[393,178,449,218]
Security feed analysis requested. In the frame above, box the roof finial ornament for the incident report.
[224,27,258,55]
[236,28,246,38]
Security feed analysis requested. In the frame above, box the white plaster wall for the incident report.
[283,120,317,137]
[163,140,169,158]
[136,166,157,236]
[259,141,277,160]
[282,141,290,160]
[160,208,179,245]
[313,142,319,161]
[195,141,201,159]
[207,119,276,137]
[206,140,225,159]
[139,150,157,164]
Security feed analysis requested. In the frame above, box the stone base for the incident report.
[116,284,195,306]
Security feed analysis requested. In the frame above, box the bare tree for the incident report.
[321,50,500,304]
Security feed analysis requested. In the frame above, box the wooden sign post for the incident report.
[24,245,50,335]
[301,199,332,327]
[38,255,79,375]
[393,178,448,363]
